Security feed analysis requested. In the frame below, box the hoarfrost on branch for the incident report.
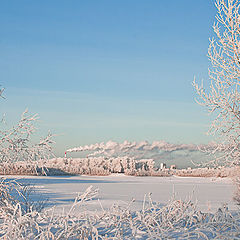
[193,0,240,167]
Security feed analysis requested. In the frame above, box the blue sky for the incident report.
[0,1,216,156]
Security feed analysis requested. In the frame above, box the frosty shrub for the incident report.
[0,88,55,234]
[0,178,47,215]
[0,86,55,174]
[0,109,54,165]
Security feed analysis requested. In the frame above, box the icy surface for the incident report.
[2,175,237,213]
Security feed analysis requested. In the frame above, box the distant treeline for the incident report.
[0,157,238,177]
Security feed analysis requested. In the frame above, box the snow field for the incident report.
[4,175,237,213]
[1,175,239,239]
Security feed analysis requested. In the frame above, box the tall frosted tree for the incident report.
[193,0,240,166]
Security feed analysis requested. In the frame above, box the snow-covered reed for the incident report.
[0,178,239,239]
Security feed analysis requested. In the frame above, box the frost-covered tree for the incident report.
[193,0,240,166]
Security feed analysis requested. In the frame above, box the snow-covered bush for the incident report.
[0,178,47,215]
[0,88,56,233]
[0,110,54,165]
[0,86,55,176]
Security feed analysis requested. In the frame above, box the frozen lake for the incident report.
[2,174,238,213]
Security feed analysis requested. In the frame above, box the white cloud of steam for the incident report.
[67,140,214,153]
[67,141,216,166]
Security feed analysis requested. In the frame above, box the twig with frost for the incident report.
[0,109,55,165]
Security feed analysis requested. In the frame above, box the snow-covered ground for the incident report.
[2,174,237,213]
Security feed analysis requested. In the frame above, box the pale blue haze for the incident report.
[0,1,216,156]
